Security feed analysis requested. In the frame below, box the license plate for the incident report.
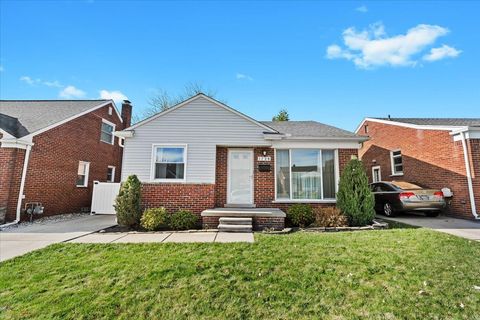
[419,195,429,200]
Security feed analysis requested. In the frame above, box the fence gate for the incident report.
[91,181,121,215]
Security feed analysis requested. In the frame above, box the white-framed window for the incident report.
[108,106,113,115]
[76,161,90,187]
[390,149,403,175]
[118,137,125,148]
[100,119,115,144]
[107,166,115,182]
[275,149,337,201]
[151,144,187,182]
[372,165,381,182]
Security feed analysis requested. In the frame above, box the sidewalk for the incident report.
[0,215,117,262]
[68,231,254,243]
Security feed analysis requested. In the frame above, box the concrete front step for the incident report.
[219,217,252,225]
[218,224,253,233]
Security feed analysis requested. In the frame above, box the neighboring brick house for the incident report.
[356,117,480,220]
[0,100,132,224]
[118,93,366,230]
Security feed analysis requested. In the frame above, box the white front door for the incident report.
[227,149,254,205]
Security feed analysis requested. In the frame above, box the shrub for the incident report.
[336,158,375,226]
[140,207,169,231]
[314,207,348,227]
[114,175,142,228]
[169,210,198,230]
[287,204,315,227]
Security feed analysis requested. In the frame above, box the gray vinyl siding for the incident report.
[122,97,271,183]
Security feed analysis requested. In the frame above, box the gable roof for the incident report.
[0,100,118,138]
[373,118,480,127]
[356,117,480,133]
[262,121,360,138]
[126,93,278,133]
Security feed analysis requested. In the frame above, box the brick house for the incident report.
[117,93,366,230]
[356,117,480,220]
[0,100,132,225]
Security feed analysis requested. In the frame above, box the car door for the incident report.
[371,183,384,211]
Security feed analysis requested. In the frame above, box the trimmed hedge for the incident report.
[140,207,169,231]
[287,204,315,227]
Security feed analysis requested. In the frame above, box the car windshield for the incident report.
[391,181,423,190]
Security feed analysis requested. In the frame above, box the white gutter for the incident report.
[0,143,33,229]
[459,130,479,219]
[114,130,134,138]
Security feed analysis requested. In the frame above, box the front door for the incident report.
[227,149,254,205]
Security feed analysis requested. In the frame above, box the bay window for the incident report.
[275,149,337,200]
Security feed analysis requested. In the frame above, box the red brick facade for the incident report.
[0,102,127,222]
[141,146,358,229]
[358,120,479,219]
[141,183,215,215]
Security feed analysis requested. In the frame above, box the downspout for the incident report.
[459,131,479,219]
[0,143,33,229]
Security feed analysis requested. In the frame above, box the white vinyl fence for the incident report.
[91,181,121,215]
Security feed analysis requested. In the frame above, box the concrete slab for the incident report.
[113,233,171,243]
[68,233,126,243]
[163,232,217,243]
[0,215,117,261]
[379,214,480,241]
[215,232,254,243]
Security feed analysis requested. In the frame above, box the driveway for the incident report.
[379,213,480,241]
[0,215,116,262]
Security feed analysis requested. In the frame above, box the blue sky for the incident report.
[1,1,478,131]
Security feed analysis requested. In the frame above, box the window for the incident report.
[372,166,381,182]
[152,145,186,181]
[100,120,115,144]
[76,161,90,187]
[107,166,115,182]
[275,149,337,201]
[364,124,369,133]
[390,150,403,175]
[108,106,113,115]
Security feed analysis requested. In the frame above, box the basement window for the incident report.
[76,161,90,187]
[390,150,404,175]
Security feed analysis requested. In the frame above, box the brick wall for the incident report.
[468,139,480,214]
[359,120,477,219]
[3,103,124,222]
[141,183,215,215]
[215,146,358,211]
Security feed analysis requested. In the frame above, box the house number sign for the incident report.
[257,156,271,162]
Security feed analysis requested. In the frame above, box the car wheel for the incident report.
[383,202,395,217]
[425,211,440,217]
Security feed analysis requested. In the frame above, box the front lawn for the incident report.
[1,229,479,319]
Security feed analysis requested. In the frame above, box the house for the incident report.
[116,93,366,230]
[0,99,132,225]
[356,117,480,220]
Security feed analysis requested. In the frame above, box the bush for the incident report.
[114,175,142,228]
[169,210,198,230]
[314,207,348,227]
[336,158,375,226]
[287,204,315,227]
[140,207,169,231]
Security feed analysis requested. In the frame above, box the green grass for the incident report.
[1,229,479,319]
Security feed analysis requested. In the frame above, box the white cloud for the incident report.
[20,76,37,85]
[236,73,253,81]
[43,80,63,88]
[423,44,461,62]
[99,90,128,103]
[59,85,86,98]
[326,22,459,68]
[356,5,368,13]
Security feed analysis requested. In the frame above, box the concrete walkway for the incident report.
[68,231,254,244]
[0,215,117,262]
[380,213,480,241]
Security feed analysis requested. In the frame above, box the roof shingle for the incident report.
[261,121,359,138]
[0,100,111,138]
[374,118,480,127]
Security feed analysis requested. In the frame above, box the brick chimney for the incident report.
[121,100,132,129]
